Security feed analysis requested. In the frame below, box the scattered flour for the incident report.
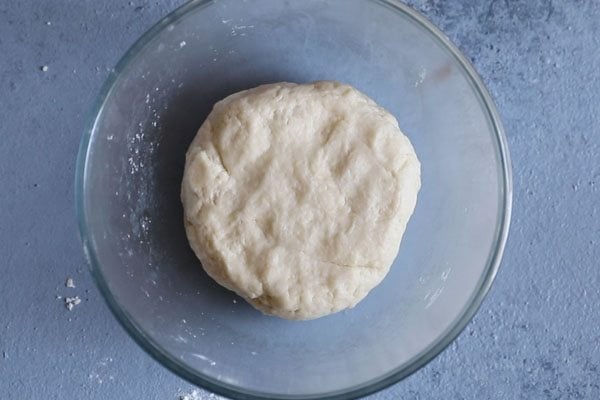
[178,389,220,400]
[65,296,81,311]
[414,68,427,87]
[179,389,201,400]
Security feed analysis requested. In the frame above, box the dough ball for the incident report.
[181,81,420,320]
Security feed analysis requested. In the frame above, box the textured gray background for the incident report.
[1,0,599,399]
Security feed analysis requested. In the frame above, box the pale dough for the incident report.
[181,81,420,320]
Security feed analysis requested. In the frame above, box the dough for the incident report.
[181,81,420,320]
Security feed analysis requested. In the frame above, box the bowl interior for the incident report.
[79,0,510,398]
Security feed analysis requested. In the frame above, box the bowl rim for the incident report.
[75,0,513,398]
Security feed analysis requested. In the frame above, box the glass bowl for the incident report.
[76,0,512,398]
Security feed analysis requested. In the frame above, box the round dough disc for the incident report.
[181,81,420,320]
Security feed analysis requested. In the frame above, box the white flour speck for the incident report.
[424,286,444,308]
[65,296,81,311]
[65,278,75,288]
[179,41,186,48]
[41,65,48,72]
[88,372,103,384]
[441,267,452,281]
[191,353,217,366]
[415,68,427,87]
[230,24,254,36]
[179,389,200,400]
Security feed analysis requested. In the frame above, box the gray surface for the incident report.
[0,0,598,399]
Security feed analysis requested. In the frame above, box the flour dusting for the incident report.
[65,296,81,311]
[178,389,221,400]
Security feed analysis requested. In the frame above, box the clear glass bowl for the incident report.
[76,0,512,398]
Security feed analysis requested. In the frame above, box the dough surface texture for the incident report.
[181,81,420,320]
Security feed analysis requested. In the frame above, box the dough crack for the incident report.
[211,140,231,176]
